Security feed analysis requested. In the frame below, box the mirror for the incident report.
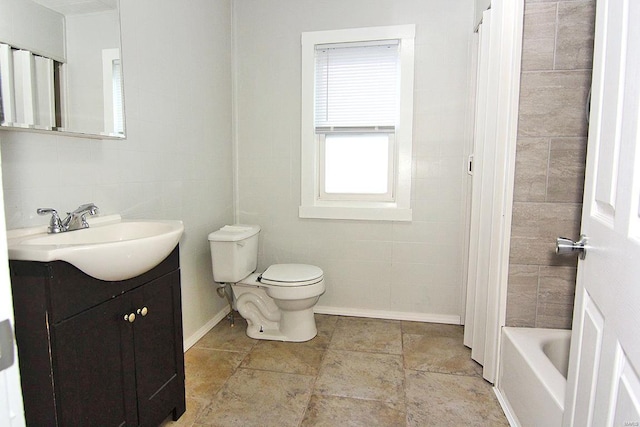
[0,0,125,138]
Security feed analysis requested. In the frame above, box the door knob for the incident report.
[556,235,588,260]
[124,313,136,323]
[137,307,148,317]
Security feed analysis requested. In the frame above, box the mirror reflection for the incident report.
[0,0,125,138]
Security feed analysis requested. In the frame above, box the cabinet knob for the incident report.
[137,307,148,317]
[124,313,136,323]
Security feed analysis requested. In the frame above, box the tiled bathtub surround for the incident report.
[161,315,507,426]
[506,0,596,328]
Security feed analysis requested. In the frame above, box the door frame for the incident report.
[0,141,26,426]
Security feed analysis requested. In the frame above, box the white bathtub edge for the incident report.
[502,327,570,410]
[498,327,571,427]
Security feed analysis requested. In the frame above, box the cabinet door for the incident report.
[132,271,185,426]
[52,293,138,427]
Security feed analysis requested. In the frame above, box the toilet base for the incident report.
[231,284,320,342]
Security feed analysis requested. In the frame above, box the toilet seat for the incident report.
[258,264,323,286]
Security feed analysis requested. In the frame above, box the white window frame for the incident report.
[299,25,415,221]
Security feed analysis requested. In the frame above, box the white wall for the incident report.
[1,0,476,343]
[234,0,475,322]
[475,0,491,27]
[0,0,234,343]
[0,0,65,61]
[64,10,120,134]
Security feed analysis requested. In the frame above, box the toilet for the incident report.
[208,224,325,342]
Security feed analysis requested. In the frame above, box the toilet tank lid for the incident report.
[208,224,260,242]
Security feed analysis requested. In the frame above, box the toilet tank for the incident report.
[208,225,260,283]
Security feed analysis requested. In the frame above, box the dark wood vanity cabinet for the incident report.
[9,247,185,426]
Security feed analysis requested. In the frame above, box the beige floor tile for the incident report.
[330,316,402,354]
[405,370,509,427]
[401,321,464,338]
[160,396,207,427]
[305,313,339,349]
[195,368,314,427]
[184,347,245,399]
[403,334,482,376]
[301,394,406,427]
[240,340,326,375]
[180,315,509,426]
[193,314,256,354]
[315,350,405,411]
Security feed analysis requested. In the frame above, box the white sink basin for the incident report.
[7,215,184,281]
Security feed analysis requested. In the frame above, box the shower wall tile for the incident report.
[505,265,539,327]
[521,2,557,71]
[507,0,595,329]
[510,202,582,242]
[536,303,573,329]
[513,137,550,202]
[547,137,588,203]
[538,266,576,307]
[536,265,577,328]
[509,235,577,267]
[517,70,592,138]
[556,1,596,70]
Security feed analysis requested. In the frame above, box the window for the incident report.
[300,25,415,221]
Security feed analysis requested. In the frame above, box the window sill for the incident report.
[298,205,412,221]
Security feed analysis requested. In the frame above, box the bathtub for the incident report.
[496,327,571,427]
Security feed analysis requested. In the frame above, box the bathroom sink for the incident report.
[7,215,184,281]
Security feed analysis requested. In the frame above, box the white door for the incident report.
[0,153,25,424]
[0,288,25,427]
[563,0,640,425]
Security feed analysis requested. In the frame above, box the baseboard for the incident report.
[493,386,519,427]
[184,305,460,351]
[314,305,461,325]
[183,304,231,351]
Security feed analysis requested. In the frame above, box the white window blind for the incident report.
[314,40,399,130]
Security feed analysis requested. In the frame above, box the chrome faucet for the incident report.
[37,203,99,233]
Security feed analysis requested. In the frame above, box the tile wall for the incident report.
[506,0,596,328]
[0,0,235,342]
[233,0,475,321]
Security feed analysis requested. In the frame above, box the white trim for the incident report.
[490,0,523,383]
[182,304,231,351]
[314,305,461,325]
[231,0,240,224]
[0,137,26,427]
[299,206,412,222]
[460,15,481,326]
[300,25,415,222]
[182,304,462,352]
[493,387,520,427]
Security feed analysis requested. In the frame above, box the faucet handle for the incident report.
[37,208,64,234]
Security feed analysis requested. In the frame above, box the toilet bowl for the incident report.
[208,225,325,342]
